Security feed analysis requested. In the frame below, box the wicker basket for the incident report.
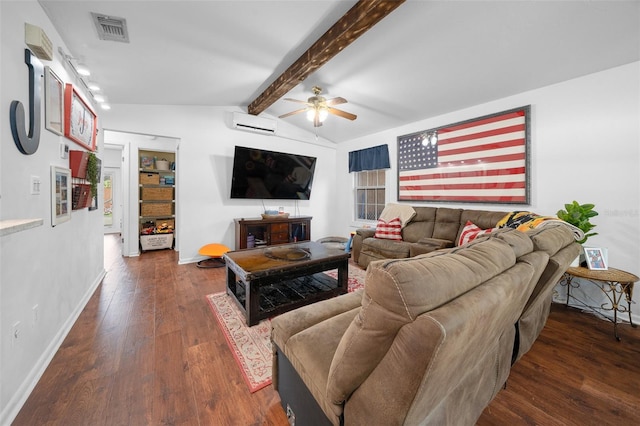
[141,202,173,217]
[261,213,290,219]
[141,187,173,200]
[140,172,159,185]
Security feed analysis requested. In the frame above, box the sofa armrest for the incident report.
[356,228,376,239]
[271,290,363,349]
[352,228,376,263]
[409,237,453,256]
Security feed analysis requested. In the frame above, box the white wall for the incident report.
[2,2,636,423]
[0,2,105,424]
[101,107,338,264]
[336,62,640,322]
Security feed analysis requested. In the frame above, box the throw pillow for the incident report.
[458,221,496,246]
[375,217,403,241]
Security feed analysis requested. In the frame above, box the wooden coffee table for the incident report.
[223,241,350,326]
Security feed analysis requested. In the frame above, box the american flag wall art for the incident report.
[397,106,530,204]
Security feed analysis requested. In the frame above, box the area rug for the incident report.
[206,265,366,392]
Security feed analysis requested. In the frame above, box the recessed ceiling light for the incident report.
[76,63,90,76]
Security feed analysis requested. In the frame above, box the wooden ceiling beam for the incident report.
[248,0,405,116]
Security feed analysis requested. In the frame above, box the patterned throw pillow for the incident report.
[458,221,496,246]
[374,217,403,241]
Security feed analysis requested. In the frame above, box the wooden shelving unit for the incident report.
[139,149,176,251]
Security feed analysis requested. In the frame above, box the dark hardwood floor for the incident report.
[13,235,640,425]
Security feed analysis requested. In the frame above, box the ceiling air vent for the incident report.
[91,12,130,43]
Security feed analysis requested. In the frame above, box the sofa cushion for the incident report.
[374,217,403,240]
[432,207,463,241]
[458,221,497,246]
[401,207,437,243]
[526,223,576,256]
[326,237,523,405]
[361,237,412,260]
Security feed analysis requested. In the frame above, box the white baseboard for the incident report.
[0,269,106,426]
[178,255,205,265]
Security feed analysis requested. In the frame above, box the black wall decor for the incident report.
[10,49,43,155]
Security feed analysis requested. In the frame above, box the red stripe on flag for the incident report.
[400,194,527,202]
[438,139,524,157]
[440,124,525,145]
[438,111,525,135]
[399,181,526,191]
[399,166,526,181]
[440,153,525,167]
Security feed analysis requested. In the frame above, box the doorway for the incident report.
[103,168,122,234]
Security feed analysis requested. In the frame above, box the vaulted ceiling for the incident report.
[38,0,640,143]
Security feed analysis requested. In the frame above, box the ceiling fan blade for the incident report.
[283,98,311,105]
[328,107,357,120]
[279,107,308,119]
[325,97,347,106]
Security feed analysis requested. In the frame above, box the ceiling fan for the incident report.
[279,86,357,127]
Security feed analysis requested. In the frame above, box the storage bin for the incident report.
[140,234,173,251]
[155,218,175,231]
[141,187,173,200]
[69,150,89,179]
[72,183,92,210]
[155,160,170,170]
[140,172,160,185]
[141,202,173,217]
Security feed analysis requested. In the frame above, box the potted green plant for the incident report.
[556,201,598,245]
[86,152,100,199]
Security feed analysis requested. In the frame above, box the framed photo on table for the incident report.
[584,247,608,270]
[44,67,64,135]
[51,166,71,226]
[64,83,97,151]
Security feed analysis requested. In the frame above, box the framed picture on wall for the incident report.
[397,106,530,204]
[584,247,608,270]
[44,67,64,135]
[64,83,97,151]
[51,166,71,226]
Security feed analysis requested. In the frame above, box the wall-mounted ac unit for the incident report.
[232,112,277,135]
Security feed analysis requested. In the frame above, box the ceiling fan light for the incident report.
[318,108,328,122]
[306,109,316,122]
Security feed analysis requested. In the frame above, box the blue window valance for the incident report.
[348,144,390,172]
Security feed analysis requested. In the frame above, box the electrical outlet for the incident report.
[286,404,295,426]
[30,176,41,195]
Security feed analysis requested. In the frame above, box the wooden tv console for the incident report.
[234,216,312,250]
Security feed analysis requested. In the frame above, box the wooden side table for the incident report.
[561,266,638,340]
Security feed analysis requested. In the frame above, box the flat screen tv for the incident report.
[230,146,317,200]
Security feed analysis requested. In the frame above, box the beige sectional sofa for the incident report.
[352,206,509,269]
[271,224,579,425]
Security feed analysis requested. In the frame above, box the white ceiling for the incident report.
[38,0,640,143]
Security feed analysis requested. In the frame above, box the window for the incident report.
[354,169,386,221]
